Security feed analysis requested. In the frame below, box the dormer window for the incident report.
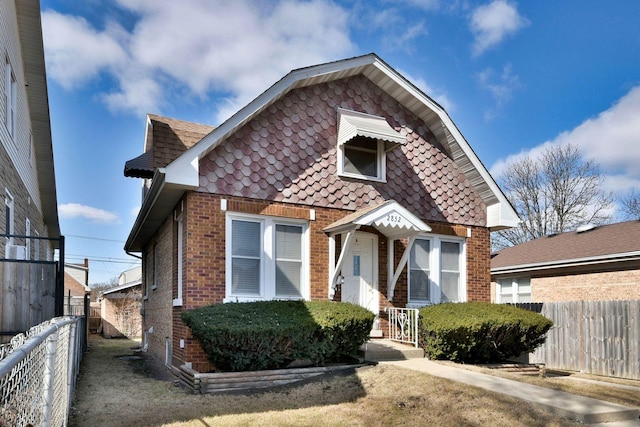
[337,108,405,182]
[343,136,381,179]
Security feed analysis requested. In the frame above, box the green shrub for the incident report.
[181,300,374,372]
[418,302,552,363]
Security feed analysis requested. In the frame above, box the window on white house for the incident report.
[496,277,532,303]
[5,59,16,138]
[226,214,308,301]
[408,236,465,306]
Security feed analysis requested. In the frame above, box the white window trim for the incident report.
[225,212,309,302]
[406,235,466,308]
[173,212,183,307]
[496,277,532,304]
[337,138,387,182]
[5,190,14,245]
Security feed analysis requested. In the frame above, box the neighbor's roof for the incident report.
[125,53,519,252]
[125,114,215,178]
[491,221,640,274]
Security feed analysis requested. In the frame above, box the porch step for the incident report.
[362,339,424,362]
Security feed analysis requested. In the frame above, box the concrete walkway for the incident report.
[383,358,640,426]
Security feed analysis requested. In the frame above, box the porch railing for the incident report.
[386,307,419,348]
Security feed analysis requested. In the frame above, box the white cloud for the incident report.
[469,0,529,57]
[476,63,521,120]
[41,11,128,89]
[59,203,120,224]
[42,0,354,120]
[490,85,640,199]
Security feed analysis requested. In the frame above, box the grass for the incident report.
[69,335,639,427]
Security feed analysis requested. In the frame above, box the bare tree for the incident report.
[492,143,613,250]
[620,189,640,220]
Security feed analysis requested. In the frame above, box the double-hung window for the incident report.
[227,214,308,301]
[407,236,465,306]
[496,277,531,303]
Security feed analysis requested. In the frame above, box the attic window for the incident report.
[337,108,405,182]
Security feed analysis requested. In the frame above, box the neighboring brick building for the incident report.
[100,266,142,338]
[491,220,640,303]
[63,259,90,315]
[124,54,518,372]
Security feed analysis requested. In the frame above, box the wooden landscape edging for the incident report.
[177,363,364,394]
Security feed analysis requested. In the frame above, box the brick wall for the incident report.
[142,212,175,366]
[532,269,640,302]
[167,193,492,371]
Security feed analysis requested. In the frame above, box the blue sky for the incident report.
[39,0,640,285]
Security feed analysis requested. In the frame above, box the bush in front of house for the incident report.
[181,300,375,372]
[418,302,553,363]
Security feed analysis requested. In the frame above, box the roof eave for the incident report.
[16,0,60,242]
[491,251,640,275]
[125,169,195,252]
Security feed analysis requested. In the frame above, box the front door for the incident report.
[342,232,380,333]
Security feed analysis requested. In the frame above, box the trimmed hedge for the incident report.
[181,300,374,372]
[419,302,552,363]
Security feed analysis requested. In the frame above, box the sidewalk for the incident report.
[384,358,640,426]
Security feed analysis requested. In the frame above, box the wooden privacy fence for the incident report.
[520,300,640,380]
[0,260,57,336]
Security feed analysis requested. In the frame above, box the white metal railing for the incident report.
[0,316,85,427]
[386,307,419,348]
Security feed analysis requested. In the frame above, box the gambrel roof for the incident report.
[125,54,518,252]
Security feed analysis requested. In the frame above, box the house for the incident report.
[0,0,62,338]
[100,266,142,338]
[124,53,518,372]
[64,259,90,315]
[491,221,640,303]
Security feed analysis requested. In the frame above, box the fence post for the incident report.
[41,324,59,427]
[67,320,78,416]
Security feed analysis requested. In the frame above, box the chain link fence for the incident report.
[0,316,86,426]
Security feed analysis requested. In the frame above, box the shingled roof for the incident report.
[491,221,640,274]
[126,54,519,252]
[125,114,214,178]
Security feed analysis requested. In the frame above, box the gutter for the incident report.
[491,251,640,275]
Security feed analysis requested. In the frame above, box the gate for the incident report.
[386,307,419,347]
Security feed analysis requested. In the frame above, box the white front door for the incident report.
[342,233,380,332]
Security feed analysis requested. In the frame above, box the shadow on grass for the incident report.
[69,334,369,427]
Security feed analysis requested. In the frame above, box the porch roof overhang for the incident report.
[337,108,406,152]
[324,200,431,239]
